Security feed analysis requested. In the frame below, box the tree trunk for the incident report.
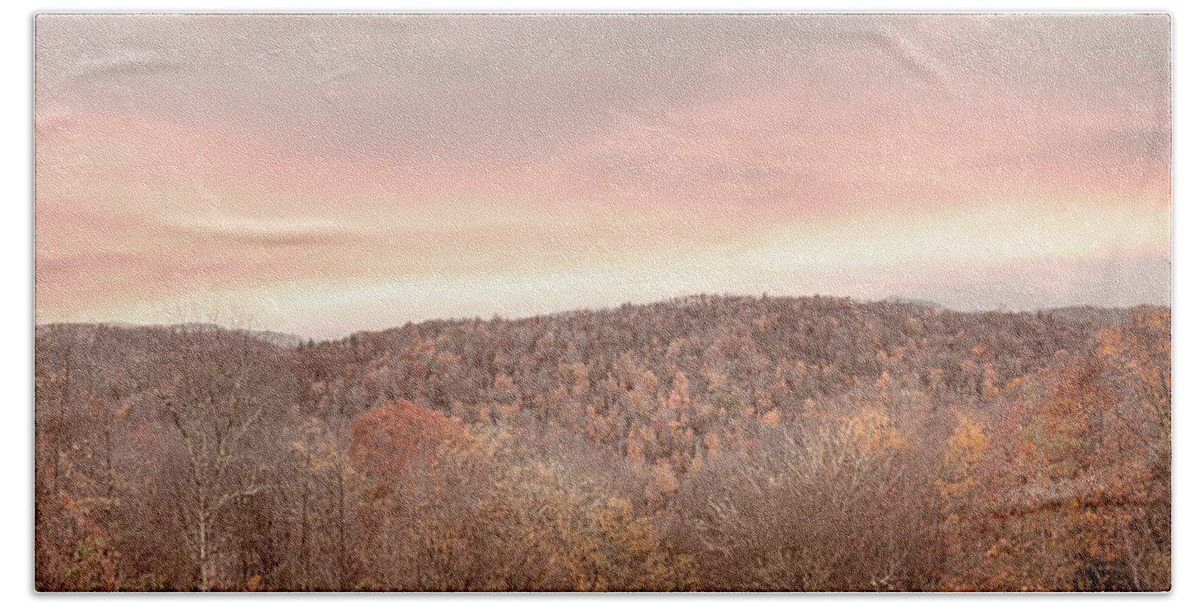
[198,513,216,591]
[337,464,347,589]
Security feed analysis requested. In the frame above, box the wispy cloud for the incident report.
[34,14,1171,336]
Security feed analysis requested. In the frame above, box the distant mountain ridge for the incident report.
[34,295,1166,348]
[35,321,305,349]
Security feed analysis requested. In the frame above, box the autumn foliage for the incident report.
[348,400,463,490]
[34,296,1170,591]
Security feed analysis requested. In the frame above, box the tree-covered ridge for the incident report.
[34,295,1170,591]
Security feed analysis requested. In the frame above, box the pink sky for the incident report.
[35,14,1170,338]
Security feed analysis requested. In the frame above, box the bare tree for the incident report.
[153,324,289,590]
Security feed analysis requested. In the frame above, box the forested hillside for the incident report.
[34,295,1171,591]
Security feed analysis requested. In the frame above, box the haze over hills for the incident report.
[34,294,1164,345]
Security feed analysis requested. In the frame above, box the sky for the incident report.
[34,13,1171,338]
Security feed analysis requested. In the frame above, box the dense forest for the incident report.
[34,295,1170,591]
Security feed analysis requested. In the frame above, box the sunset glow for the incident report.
[35,14,1171,338]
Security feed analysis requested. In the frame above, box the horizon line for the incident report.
[33,292,1171,344]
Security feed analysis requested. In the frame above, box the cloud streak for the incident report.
[34,14,1171,337]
